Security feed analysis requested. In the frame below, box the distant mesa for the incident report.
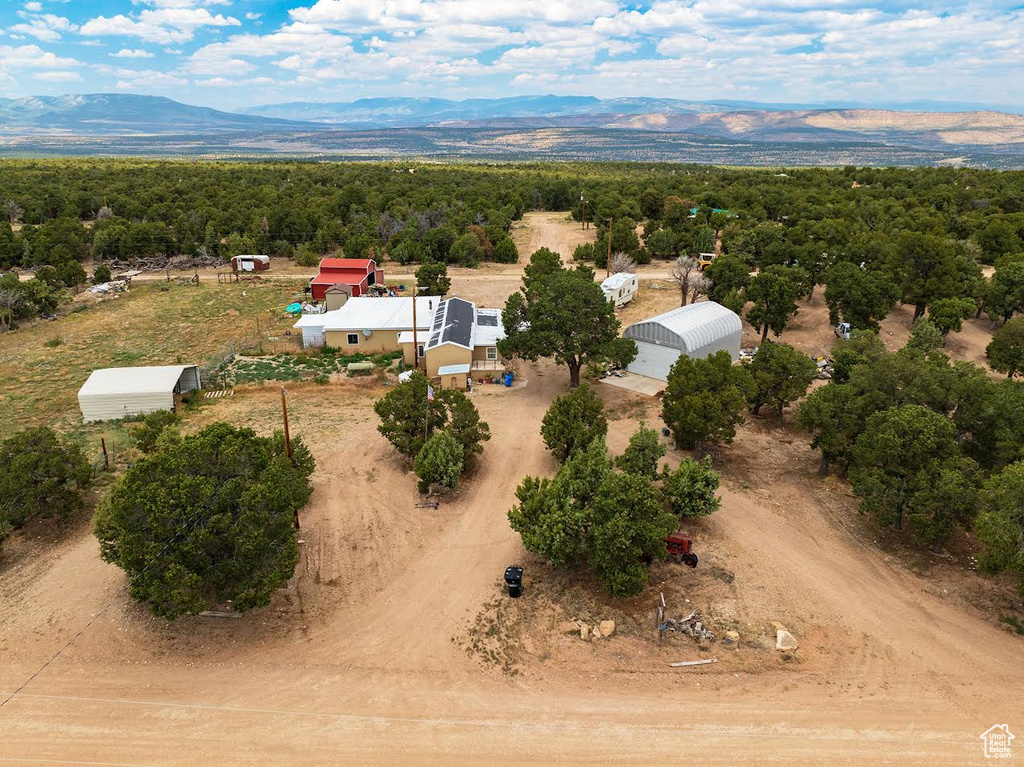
[2,93,1024,167]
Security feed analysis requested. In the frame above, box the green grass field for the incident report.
[0,279,304,448]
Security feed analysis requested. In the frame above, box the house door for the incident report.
[450,376,459,388]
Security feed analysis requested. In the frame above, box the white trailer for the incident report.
[601,272,638,308]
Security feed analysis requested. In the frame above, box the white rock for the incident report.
[776,629,798,651]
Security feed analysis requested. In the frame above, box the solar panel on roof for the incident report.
[477,314,498,326]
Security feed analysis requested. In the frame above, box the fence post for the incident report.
[101,438,109,471]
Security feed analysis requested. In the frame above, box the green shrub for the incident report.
[129,410,181,453]
[414,429,463,494]
[1,427,91,546]
[92,264,112,284]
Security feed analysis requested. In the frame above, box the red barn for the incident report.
[309,258,384,301]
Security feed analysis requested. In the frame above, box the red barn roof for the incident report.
[318,258,376,271]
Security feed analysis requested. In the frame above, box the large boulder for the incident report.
[775,629,798,651]
[599,620,616,638]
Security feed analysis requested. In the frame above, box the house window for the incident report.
[347,333,359,345]
[486,347,498,361]
[417,344,425,358]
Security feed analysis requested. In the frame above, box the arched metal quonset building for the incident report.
[623,301,742,381]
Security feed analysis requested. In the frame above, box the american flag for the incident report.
[427,385,435,402]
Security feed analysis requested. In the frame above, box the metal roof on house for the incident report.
[623,301,742,353]
[425,297,475,351]
[471,308,505,347]
[78,365,197,397]
[294,297,435,333]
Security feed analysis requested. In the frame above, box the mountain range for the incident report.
[0,94,313,134]
[241,95,1024,127]
[2,93,1024,167]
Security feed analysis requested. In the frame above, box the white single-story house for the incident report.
[601,272,638,307]
[293,296,436,349]
[78,365,201,423]
[623,301,742,381]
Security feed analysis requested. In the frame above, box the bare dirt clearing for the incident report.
[1,214,1021,764]
[510,210,597,260]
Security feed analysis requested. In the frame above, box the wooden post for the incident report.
[412,287,419,370]
[606,218,612,279]
[281,387,292,460]
[101,438,109,471]
[281,387,298,529]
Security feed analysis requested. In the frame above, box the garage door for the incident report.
[627,340,682,381]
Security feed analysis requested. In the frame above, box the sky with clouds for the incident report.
[2,0,1023,110]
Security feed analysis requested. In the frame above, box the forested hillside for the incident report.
[2,160,1024,330]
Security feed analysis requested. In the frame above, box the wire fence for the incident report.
[88,434,134,478]
[200,312,303,389]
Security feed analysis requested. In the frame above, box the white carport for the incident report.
[623,301,742,381]
[78,365,201,423]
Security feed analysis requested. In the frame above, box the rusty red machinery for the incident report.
[665,532,698,568]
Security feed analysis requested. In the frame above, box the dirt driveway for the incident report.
[2,362,1021,764]
[1,213,1020,764]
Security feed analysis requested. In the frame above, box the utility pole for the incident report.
[580,192,586,230]
[606,218,613,279]
[281,387,297,528]
[281,387,292,461]
[411,287,419,370]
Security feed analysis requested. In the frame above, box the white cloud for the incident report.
[81,8,241,44]
[9,13,78,42]
[131,0,232,7]
[23,1,42,11]
[0,44,80,71]
[290,0,619,30]
[33,0,1024,108]
[111,48,155,58]
[182,48,253,74]
[114,68,189,89]
[33,69,83,81]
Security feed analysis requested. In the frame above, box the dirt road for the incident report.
[2,366,1020,763]
[1,213,1020,764]
[4,367,1020,764]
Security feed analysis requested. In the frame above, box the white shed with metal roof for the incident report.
[77,365,201,423]
[623,301,742,381]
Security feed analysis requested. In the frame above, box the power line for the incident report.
[0,491,238,709]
